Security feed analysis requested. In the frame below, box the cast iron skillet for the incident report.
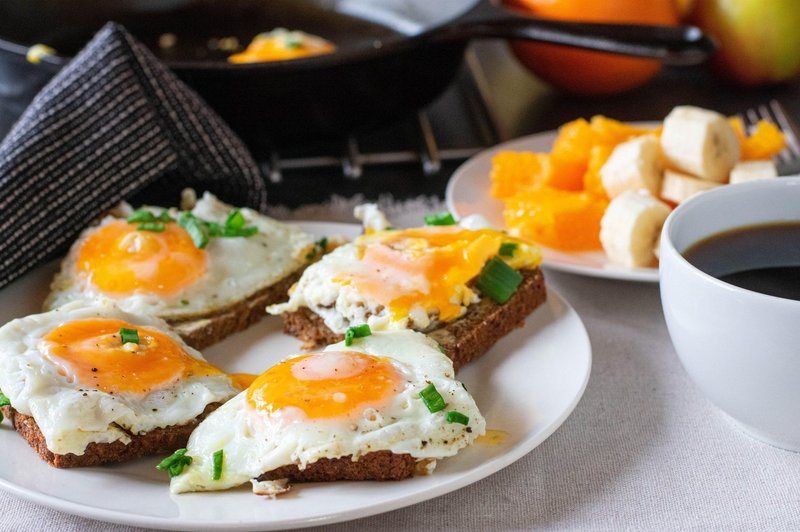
[0,0,714,146]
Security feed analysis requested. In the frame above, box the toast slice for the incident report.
[168,269,303,350]
[2,403,220,468]
[281,267,546,371]
[256,451,421,483]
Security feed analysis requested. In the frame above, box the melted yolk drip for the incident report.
[77,220,207,296]
[229,373,259,389]
[247,351,403,420]
[476,429,510,447]
[41,318,225,395]
[339,227,504,322]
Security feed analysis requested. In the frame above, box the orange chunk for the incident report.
[742,121,787,160]
[503,186,608,251]
[729,116,747,147]
[588,115,656,145]
[583,144,614,198]
[729,117,787,160]
[549,118,596,190]
[489,151,551,199]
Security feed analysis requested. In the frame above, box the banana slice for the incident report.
[600,189,672,268]
[729,160,778,184]
[660,169,722,204]
[599,135,662,199]
[660,106,741,183]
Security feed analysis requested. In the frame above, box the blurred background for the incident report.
[1,0,798,208]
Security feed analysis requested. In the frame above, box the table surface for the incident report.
[2,41,800,531]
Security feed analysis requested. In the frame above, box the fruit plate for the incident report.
[445,130,660,283]
[0,221,592,531]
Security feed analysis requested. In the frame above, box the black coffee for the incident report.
[682,222,800,301]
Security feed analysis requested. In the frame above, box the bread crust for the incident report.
[281,267,546,371]
[257,451,417,482]
[169,269,303,350]
[1,403,219,468]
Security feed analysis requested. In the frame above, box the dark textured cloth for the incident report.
[0,22,267,290]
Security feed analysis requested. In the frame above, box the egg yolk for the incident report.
[338,227,504,322]
[77,220,207,296]
[40,318,225,395]
[247,351,404,420]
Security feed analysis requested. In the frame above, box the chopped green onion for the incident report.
[0,391,10,423]
[446,411,469,425]
[119,328,139,345]
[498,242,518,257]
[136,221,166,232]
[212,449,224,480]
[285,36,302,49]
[156,448,192,477]
[475,257,522,304]
[181,299,190,306]
[178,212,209,249]
[306,236,328,260]
[344,324,371,346]
[127,210,157,223]
[424,212,457,226]
[195,210,258,238]
[419,383,446,413]
[222,225,258,238]
[168,461,185,477]
[205,221,224,237]
[130,208,255,248]
[225,208,245,230]
[436,343,446,354]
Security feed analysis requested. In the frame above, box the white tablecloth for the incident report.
[2,196,799,531]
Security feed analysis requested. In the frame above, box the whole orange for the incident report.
[506,0,680,95]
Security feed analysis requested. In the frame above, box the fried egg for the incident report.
[228,28,336,64]
[170,330,484,494]
[0,300,240,456]
[45,192,315,320]
[267,209,541,333]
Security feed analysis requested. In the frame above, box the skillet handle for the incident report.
[431,0,715,66]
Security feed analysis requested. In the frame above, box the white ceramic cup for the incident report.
[660,177,800,451]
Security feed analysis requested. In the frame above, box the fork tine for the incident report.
[768,99,800,159]
[746,107,760,127]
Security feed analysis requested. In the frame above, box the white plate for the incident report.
[0,221,592,531]
[445,131,660,282]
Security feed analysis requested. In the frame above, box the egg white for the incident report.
[170,330,485,494]
[0,299,240,456]
[45,192,315,320]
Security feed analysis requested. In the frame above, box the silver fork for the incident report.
[740,99,800,176]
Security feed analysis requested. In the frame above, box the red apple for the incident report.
[690,0,800,86]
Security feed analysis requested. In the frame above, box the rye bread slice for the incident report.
[257,451,419,483]
[168,269,303,351]
[1,403,219,468]
[281,267,546,371]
